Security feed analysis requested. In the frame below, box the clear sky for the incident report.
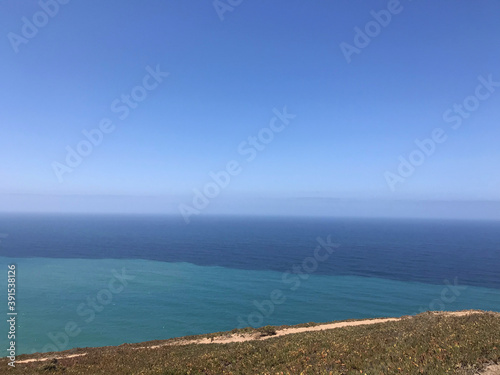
[1,0,500,220]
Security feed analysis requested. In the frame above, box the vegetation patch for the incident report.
[4,311,500,374]
[258,325,277,337]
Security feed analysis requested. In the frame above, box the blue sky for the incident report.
[1,0,500,219]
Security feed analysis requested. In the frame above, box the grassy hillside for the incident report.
[3,311,500,374]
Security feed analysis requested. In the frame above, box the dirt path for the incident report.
[148,310,481,348]
[17,353,87,364]
[477,364,500,375]
[152,317,402,347]
[16,310,487,364]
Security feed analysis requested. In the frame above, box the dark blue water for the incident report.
[1,214,499,289]
[1,214,499,354]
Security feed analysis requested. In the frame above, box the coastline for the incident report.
[6,309,500,374]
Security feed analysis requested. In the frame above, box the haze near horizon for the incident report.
[1,0,499,220]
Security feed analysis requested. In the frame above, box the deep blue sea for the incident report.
[0,214,499,355]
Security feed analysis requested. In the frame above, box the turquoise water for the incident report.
[2,256,499,355]
[1,215,499,355]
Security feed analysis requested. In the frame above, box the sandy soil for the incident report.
[477,364,500,375]
[157,317,402,347]
[17,353,87,364]
[148,310,482,348]
[16,310,490,365]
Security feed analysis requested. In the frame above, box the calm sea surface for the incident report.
[0,214,499,354]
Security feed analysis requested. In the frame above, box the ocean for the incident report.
[0,214,499,355]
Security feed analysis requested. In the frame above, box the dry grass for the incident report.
[3,310,500,374]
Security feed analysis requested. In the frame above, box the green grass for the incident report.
[3,311,500,374]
